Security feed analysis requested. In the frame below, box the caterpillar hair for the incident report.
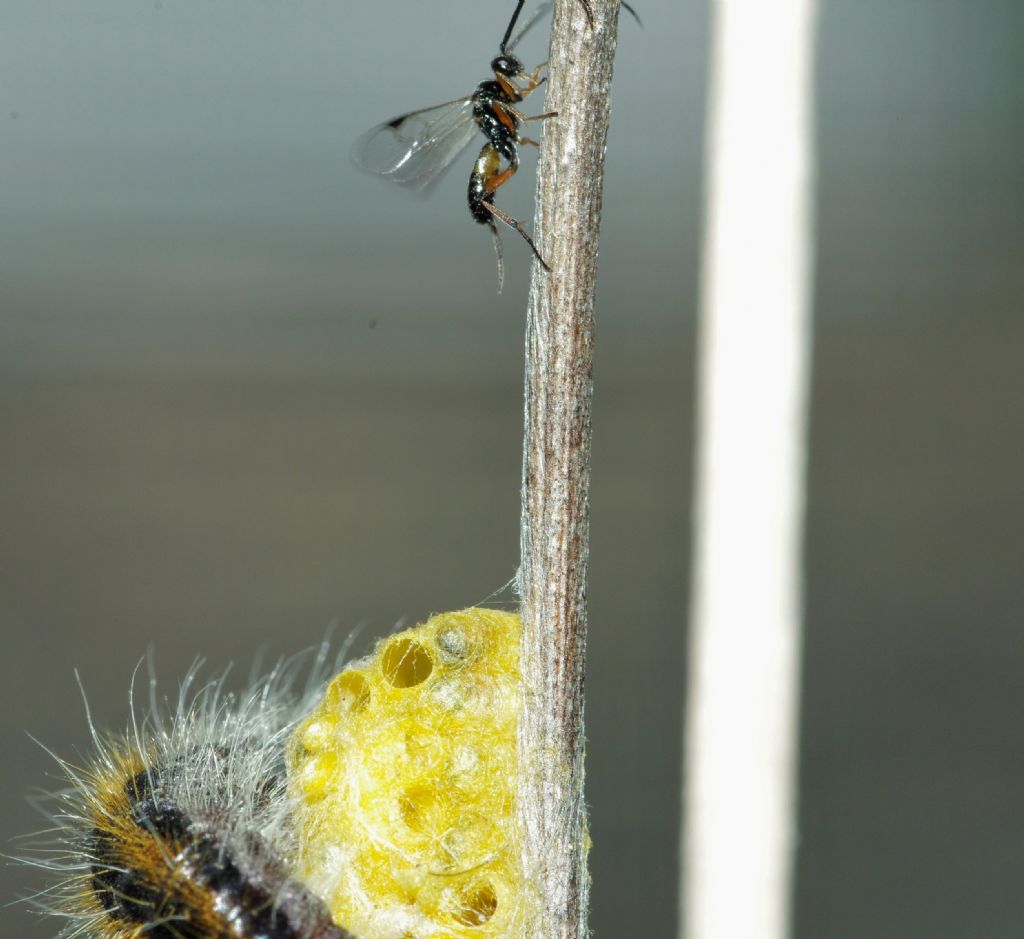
[22,647,356,939]
[22,609,527,939]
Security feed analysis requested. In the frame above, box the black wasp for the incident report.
[353,0,556,289]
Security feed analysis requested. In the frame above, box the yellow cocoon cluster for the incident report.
[287,608,527,939]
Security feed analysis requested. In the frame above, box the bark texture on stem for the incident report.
[518,1,621,936]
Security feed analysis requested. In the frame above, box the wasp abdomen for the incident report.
[469,145,503,225]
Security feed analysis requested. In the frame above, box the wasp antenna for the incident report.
[506,2,556,52]
[576,0,640,29]
[621,0,643,27]
[501,0,528,54]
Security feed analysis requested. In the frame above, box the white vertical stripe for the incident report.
[682,1,818,938]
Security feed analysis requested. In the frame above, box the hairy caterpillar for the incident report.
[24,609,525,939]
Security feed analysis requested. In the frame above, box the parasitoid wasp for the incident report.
[352,0,557,290]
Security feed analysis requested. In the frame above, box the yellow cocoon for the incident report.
[287,608,527,939]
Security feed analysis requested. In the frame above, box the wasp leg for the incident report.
[488,217,505,293]
[495,102,558,129]
[472,147,549,273]
[483,156,519,195]
[505,62,547,101]
[517,63,549,95]
[498,102,559,124]
[484,201,551,272]
[520,120,559,148]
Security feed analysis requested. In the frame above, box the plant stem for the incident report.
[517,1,621,935]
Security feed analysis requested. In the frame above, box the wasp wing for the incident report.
[352,97,479,195]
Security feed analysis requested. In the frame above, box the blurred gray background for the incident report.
[1,0,1021,936]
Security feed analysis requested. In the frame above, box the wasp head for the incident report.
[491,53,525,80]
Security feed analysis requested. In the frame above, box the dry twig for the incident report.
[517,0,623,935]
